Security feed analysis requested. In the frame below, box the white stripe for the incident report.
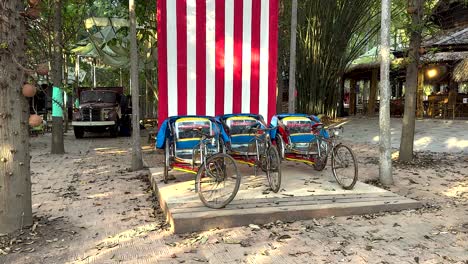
[241,0,252,113]
[166,0,178,116]
[224,0,234,114]
[186,0,197,114]
[205,0,216,116]
[259,0,269,120]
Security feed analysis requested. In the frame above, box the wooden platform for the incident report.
[148,163,421,234]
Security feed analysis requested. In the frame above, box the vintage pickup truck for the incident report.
[72,87,131,138]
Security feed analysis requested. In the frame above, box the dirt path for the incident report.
[1,129,467,264]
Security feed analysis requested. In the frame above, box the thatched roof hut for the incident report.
[453,58,468,82]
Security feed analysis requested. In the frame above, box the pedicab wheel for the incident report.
[275,135,285,159]
[163,138,170,184]
[313,140,328,171]
[266,146,281,193]
[196,153,241,209]
[331,144,358,190]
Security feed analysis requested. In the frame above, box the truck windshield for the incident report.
[81,91,116,103]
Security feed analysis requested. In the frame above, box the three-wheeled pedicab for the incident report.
[156,116,241,208]
[270,114,358,190]
[216,114,281,193]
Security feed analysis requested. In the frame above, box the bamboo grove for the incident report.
[291,0,380,116]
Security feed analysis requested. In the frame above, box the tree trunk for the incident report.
[399,0,423,162]
[338,78,345,117]
[349,79,357,115]
[130,0,143,171]
[288,0,297,113]
[379,0,394,185]
[416,69,424,118]
[51,0,64,154]
[368,69,378,116]
[0,0,33,233]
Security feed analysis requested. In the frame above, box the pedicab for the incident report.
[156,116,241,209]
[270,114,358,190]
[216,114,281,193]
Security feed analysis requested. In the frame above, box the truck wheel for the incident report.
[110,125,119,138]
[74,127,85,139]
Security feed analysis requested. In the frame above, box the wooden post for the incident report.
[416,68,424,118]
[349,79,357,115]
[368,69,378,116]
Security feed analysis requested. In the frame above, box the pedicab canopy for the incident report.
[156,115,220,149]
[157,0,279,124]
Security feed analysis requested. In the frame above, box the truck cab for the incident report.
[72,87,130,138]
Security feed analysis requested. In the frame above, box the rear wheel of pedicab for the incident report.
[163,138,171,184]
[196,153,241,209]
[313,140,328,171]
[266,146,281,193]
[275,135,285,159]
[331,144,358,190]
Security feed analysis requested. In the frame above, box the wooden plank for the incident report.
[171,199,421,234]
[147,166,422,234]
[169,194,403,214]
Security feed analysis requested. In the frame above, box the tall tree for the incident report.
[51,0,65,154]
[380,0,394,185]
[129,0,143,171]
[288,0,297,113]
[0,0,33,233]
[399,0,423,162]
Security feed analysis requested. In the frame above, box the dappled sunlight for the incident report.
[445,137,468,151]
[86,191,113,199]
[67,223,171,264]
[442,179,468,199]
[372,135,379,142]
[414,136,433,149]
[95,148,128,155]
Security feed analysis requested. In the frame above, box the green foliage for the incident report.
[293,0,380,116]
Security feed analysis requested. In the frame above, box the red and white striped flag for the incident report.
[157,0,279,124]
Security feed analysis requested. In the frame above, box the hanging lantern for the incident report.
[407,6,417,14]
[28,0,41,7]
[418,47,426,55]
[29,114,43,127]
[36,63,49,75]
[26,7,41,19]
[22,83,37,97]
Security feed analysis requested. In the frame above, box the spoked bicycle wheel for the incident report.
[331,144,358,190]
[266,146,281,193]
[163,138,171,184]
[196,153,241,209]
[313,139,329,171]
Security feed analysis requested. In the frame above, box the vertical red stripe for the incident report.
[268,0,279,124]
[215,0,225,116]
[250,0,261,114]
[176,0,187,115]
[232,0,243,114]
[196,0,206,115]
[157,0,168,123]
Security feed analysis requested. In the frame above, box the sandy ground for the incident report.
[1,118,467,264]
